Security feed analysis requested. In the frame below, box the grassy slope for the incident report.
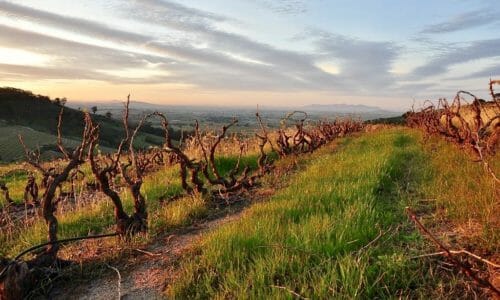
[0,123,163,163]
[169,128,435,298]
[0,125,118,162]
[0,88,169,163]
[418,135,499,252]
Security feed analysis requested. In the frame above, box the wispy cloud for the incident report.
[123,0,324,75]
[452,64,500,80]
[133,0,231,23]
[121,1,406,92]
[0,0,411,96]
[408,38,500,79]
[0,25,157,69]
[0,0,338,91]
[0,1,149,44]
[246,0,308,14]
[420,9,499,34]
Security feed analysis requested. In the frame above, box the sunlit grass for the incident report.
[418,134,499,251]
[168,128,436,298]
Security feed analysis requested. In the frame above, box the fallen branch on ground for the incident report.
[410,250,500,268]
[106,264,121,300]
[406,207,500,296]
[133,248,162,257]
[270,285,309,299]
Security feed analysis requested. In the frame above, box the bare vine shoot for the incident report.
[405,80,500,182]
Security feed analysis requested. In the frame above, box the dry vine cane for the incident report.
[0,99,168,299]
[275,111,312,156]
[405,80,500,182]
[157,115,206,194]
[0,182,14,206]
[255,111,275,174]
[275,111,364,157]
[195,119,260,195]
[119,111,169,233]
[88,97,168,236]
[406,207,500,297]
[23,173,39,207]
[18,109,97,265]
[0,232,119,300]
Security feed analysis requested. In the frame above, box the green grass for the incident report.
[418,134,499,251]
[0,165,30,205]
[0,161,98,207]
[168,128,436,299]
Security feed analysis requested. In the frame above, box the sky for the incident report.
[0,0,499,110]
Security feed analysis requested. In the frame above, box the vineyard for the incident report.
[0,84,499,298]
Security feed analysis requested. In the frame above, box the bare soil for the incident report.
[49,203,248,300]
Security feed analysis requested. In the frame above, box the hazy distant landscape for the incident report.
[69,100,402,132]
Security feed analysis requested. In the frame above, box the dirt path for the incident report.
[49,206,245,300]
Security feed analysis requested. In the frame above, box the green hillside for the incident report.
[0,123,118,162]
[0,87,178,163]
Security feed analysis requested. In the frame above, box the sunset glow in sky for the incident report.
[1,0,499,109]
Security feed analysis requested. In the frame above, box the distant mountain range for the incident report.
[300,104,401,114]
[68,100,169,112]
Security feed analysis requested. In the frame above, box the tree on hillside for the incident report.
[91,106,97,114]
[53,97,67,106]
